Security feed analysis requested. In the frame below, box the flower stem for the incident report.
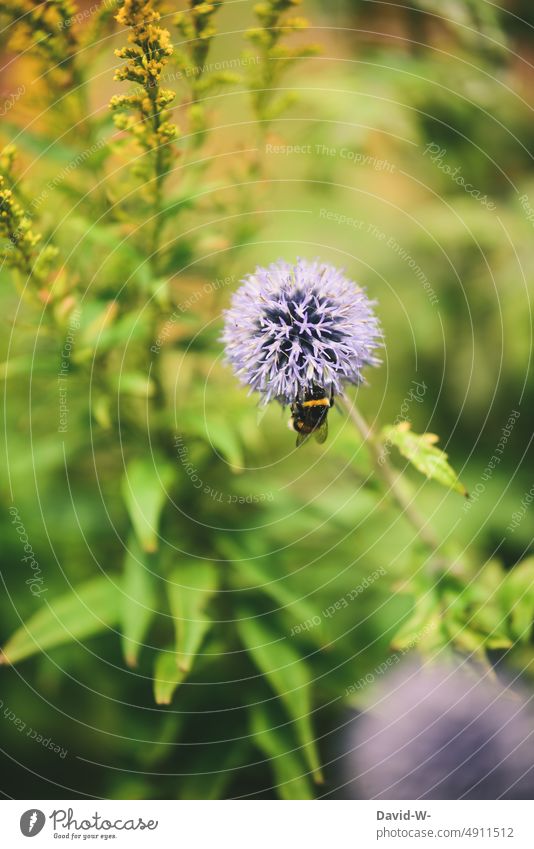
[340,396,441,555]
[148,90,165,276]
[340,396,499,675]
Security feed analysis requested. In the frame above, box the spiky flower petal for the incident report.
[222,258,382,405]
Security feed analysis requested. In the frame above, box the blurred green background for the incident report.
[0,0,533,799]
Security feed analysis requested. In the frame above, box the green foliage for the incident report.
[0,147,58,284]
[499,558,534,643]
[246,0,320,126]
[153,650,188,705]
[167,561,218,675]
[120,537,158,668]
[1,577,121,665]
[171,3,240,147]
[236,611,323,783]
[251,702,315,799]
[0,0,532,802]
[382,421,468,496]
[121,455,176,553]
[2,0,79,79]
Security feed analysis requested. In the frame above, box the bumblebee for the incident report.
[290,385,334,446]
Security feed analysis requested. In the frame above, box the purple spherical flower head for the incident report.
[222,258,382,405]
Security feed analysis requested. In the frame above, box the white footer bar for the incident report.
[1,800,532,848]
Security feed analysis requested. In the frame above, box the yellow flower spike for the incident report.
[0,157,57,288]
[111,0,180,269]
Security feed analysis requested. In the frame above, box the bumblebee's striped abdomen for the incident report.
[301,397,330,408]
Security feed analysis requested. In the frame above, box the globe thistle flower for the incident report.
[350,662,534,800]
[222,258,381,406]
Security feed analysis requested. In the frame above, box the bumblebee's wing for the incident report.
[313,419,328,444]
[295,430,312,447]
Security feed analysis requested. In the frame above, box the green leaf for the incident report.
[121,455,175,552]
[113,372,157,399]
[92,395,112,429]
[167,562,218,673]
[0,352,62,381]
[120,538,157,668]
[209,419,244,471]
[469,603,511,646]
[499,558,534,642]
[179,409,244,472]
[160,187,209,221]
[98,312,152,354]
[0,576,120,665]
[444,619,487,659]
[192,417,243,472]
[234,558,325,648]
[382,422,468,496]
[76,300,119,351]
[485,634,514,649]
[153,649,187,705]
[1,120,111,167]
[236,610,323,783]
[391,594,442,652]
[251,703,315,799]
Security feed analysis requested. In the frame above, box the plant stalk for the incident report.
[340,396,441,555]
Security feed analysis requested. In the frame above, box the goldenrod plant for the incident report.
[174,1,238,144]
[246,0,320,128]
[0,0,533,802]
[0,147,58,289]
[110,0,178,266]
[3,0,79,79]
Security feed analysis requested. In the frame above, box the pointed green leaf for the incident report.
[236,610,323,783]
[120,537,157,668]
[208,419,243,471]
[167,562,217,673]
[382,422,467,496]
[1,576,120,665]
[235,558,325,648]
[251,703,315,799]
[121,455,175,552]
[153,649,188,705]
